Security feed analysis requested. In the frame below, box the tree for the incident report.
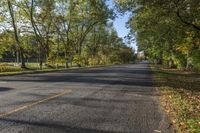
[6,0,26,68]
[115,0,200,70]
[0,0,134,69]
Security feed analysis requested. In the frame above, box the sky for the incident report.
[106,0,137,51]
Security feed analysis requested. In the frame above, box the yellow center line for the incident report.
[0,90,72,117]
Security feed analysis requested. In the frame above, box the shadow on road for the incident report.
[0,66,153,87]
[0,118,122,133]
[0,64,169,133]
[0,87,13,92]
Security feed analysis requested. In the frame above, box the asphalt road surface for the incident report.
[0,64,172,133]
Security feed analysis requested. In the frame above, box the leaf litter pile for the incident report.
[153,67,200,133]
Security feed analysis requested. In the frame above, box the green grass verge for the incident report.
[0,68,67,76]
[0,63,61,75]
[151,65,200,133]
[0,62,114,76]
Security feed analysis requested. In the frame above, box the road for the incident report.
[0,64,172,133]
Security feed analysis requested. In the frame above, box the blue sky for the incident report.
[106,0,137,50]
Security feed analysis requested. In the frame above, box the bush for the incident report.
[0,65,22,72]
[73,55,86,67]
[192,49,200,72]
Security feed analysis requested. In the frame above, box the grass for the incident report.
[0,62,69,76]
[152,65,200,133]
[0,62,113,76]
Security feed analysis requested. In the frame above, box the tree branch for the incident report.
[176,10,200,31]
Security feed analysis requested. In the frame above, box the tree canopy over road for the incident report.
[115,1,200,132]
[115,0,200,71]
[0,1,199,132]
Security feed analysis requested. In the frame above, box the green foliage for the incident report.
[0,0,135,70]
[191,49,200,72]
[73,55,86,67]
[116,0,200,70]
[0,64,22,72]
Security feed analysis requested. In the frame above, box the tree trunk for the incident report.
[7,0,26,68]
[186,52,190,70]
[168,58,174,68]
[20,50,26,68]
[168,49,174,68]
[38,45,43,70]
